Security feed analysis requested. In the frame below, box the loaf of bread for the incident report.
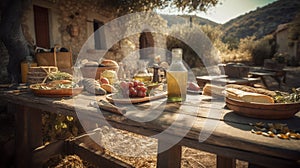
[101,59,118,67]
[226,84,276,97]
[225,88,274,103]
[202,84,225,97]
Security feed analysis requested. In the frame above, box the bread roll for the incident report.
[84,61,99,67]
[225,88,274,103]
[203,84,225,97]
[48,80,72,86]
[101,59,118,67]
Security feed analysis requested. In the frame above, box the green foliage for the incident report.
[289,12,300,41]
[109,0,220,15]
[221,35,277,65]
[42,112,84,143]
[199,24,229,53]
[222,0,300,45]
[251,35,276,65]
[166,24,222,68]
[166,24,204,68]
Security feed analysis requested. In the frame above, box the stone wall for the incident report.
[1,1,170,82]
[0,42,9,83]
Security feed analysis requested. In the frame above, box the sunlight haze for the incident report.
[156,0,278,24]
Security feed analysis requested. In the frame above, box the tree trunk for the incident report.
[0,0,31,83]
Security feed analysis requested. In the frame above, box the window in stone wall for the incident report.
[93,20,106,50]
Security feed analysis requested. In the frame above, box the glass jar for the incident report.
[166,48,188,102]
[21,56,37,83]
[133,60,152,82]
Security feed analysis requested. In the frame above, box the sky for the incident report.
[156,0,278,24]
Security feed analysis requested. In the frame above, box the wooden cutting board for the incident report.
[106,92,167,104]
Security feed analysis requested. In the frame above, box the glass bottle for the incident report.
[117,62,126,81]
[167,48,188,102]
[133,60,152,82]
[21,56,37,83]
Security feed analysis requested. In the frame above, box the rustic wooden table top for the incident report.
[1,91,300,167]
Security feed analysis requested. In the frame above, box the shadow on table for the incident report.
[223,111,300,131]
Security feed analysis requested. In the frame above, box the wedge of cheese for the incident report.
[203,84,225,97]
[225,88,274,103]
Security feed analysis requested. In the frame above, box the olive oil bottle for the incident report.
[167,48,188,102]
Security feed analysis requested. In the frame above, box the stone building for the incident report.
[0,0,168,82]
[275,23,300,64]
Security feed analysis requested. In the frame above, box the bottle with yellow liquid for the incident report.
[133,60,152,82]
[21,56,37,83]
[167,48,188,102]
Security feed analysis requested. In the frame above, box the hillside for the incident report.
[160,14,219,27]
[222,0,300,44]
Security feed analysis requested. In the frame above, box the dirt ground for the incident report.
[0,66,299,167]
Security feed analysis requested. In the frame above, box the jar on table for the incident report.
[21,56,37,83]
[166,48,188,102]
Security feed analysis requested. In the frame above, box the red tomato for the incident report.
[139,86,147,92]
[188,82,200,91]
[128,82,134,88]
[137,90,146,97]
[137,81,145,86]
[129,87,137,97]
[120,81,129,90]
[100,77,109,84]
[133,80,139,87]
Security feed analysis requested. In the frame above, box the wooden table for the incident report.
[1,91,300,168]
[196,75,261,88]
[249,69,286,88]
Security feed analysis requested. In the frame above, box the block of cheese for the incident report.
[225,88,275,103]
[203,84,225,97]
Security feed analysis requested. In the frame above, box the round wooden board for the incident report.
[106,92,167,104]
[30,84,83,97]
[226,97,300,119]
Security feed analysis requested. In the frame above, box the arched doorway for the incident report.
[139,29,154,62]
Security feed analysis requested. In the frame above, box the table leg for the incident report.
[217,156,236,168]
[13,104,43,168]
[28,107,43,167]
[157,140,182,168]
[14,104,30,168]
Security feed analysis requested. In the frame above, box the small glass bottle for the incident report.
[133,60,152,82]
[21,56,37,83]
[167,48,188,102]
[117,62,126,81]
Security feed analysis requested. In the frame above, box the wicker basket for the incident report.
[36,46,72,70]
[27,66,58,84]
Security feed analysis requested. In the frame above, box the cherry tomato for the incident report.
[188,82,200,91]
[133,80,139,87]
[137,90,146,97]
[100,77,109,84]
[137,81,145,86]
[129,87,137,97]
[135,85,141,91]
[139,86,147,92]
[120,81,128,90]
[128,82,134,88]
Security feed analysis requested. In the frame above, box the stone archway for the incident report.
[139,29,154,61]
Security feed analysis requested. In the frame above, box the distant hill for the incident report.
[160,14,219,27]
[222,0,300,43]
